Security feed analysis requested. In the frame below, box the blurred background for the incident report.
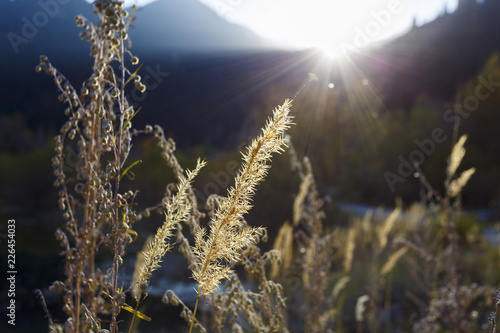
[1,0,500,331]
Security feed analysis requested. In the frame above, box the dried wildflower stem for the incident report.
[38,1,155,331]
[110,30,127,333]
[42,62,89,332]
[189,100,292,333]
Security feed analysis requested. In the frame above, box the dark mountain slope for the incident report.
[357,0,500,108]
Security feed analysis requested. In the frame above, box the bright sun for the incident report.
[223,0,407,59]
[248,1,360,57]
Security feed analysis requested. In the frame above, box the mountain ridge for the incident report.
[0,0,278,66]
[2,0,500,146]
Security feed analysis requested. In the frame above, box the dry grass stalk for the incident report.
[162,290,207,333]
[218,242,288,332]
[379,206,401,250]
[129,161,205,329]
[192,101,292,294]
[131,235,152,300]
[293,173,313,226]
[380,246,408,276]
[270,221,294,280]
[344,227,356,272]
[446,134,476,198]
[332,276,351,300]
[397,132,495,332]
[284,139,338,333]
[189,100,293,331]
[447,134,468,179]
[448,168,476,198]
[137,159,205,295]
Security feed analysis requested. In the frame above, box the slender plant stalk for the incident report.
[189,100,292,332]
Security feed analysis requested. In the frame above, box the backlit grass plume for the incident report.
[192,100,292,296]
[136,159,205,296]
[189,100,292,331]
[128,159,205,330]
[446,135,476,198]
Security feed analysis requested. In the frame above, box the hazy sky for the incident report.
[199,0,459,52]
[119,0,460,55]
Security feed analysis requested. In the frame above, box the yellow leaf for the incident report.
[119,160,142,181]
[113,44,121,61]
[122,304,151,322]
[126,229,138,242]
[125,63,143,85]
[122,106,141,131]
